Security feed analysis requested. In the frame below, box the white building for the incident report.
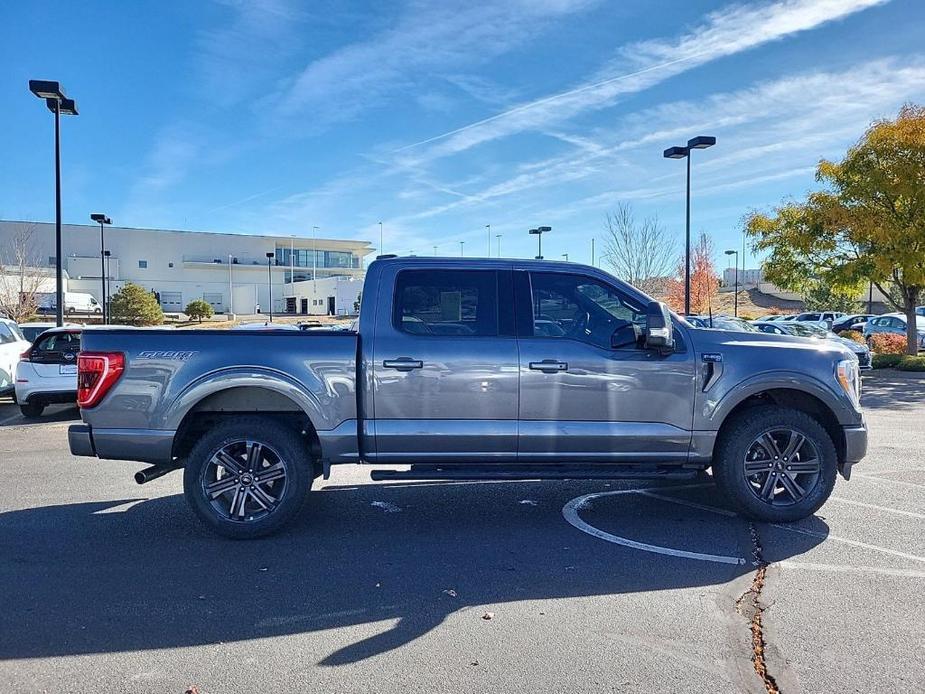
[285,275,364,316]
[0,220,373,316]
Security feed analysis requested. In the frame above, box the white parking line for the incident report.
[828,495,925,519]
[562,488,747,566]
[779,561,925,579]
[854,473,925,489]
[771,524,925,564]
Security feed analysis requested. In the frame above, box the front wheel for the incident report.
[713,406,837,522]
[183,416,313,539]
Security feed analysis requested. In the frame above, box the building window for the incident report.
[48,256,56,266]
[138,260,148,268]
[168,262,174,268]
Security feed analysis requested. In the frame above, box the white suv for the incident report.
[0,318,31,396]
[14,327,81,417]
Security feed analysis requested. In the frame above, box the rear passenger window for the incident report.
[34,331,81,354]
[394,269,498,337]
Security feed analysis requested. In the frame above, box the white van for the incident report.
[37,292,103,315]
[0,318,31,395]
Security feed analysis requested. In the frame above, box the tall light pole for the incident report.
[529,226,551,259]
[90,213,111,323]
[486,224,491,257]
[433,245,438,256]
[496,234,502,257]
[562,253,569,262]
[228,254,234,316]
[591,237,595,267]
[725,249,739,317]
[378,221,383,255]
[265,251,274,322]
[30,80,78,327]
[664,135,716,315]
[103,251,111,319]
[312,225,319,297]
[459,241,465,257]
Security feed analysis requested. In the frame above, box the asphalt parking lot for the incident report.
[1,373,923,694]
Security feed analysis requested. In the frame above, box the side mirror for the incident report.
[644,301,674,353]
[610,320,641,349]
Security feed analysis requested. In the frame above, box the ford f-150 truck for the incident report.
[69,257,867,538]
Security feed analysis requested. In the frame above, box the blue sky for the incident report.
[2,0,924,269]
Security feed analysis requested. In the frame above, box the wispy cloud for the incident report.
[266,0,599,129]
[197,0,308,106]
[391,57,925,222]
[395,0,890,164]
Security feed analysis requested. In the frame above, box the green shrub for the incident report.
[897,355,925,372]
[185,298,214,323]
[872,354,903,369]
[870,333,907,355]
[110,283,164,326]
[837,330,865,344]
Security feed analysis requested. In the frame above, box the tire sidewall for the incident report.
[183,417,311,539]
[714,407,837,522]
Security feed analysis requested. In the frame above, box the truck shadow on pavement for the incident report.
[0,480,826,665]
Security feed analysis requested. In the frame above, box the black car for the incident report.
[832,314,875,332]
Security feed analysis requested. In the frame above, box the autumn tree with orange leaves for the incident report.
[665,232,720,315]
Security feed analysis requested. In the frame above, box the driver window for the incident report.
[528,272,644,349]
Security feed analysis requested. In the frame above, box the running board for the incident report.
[369,465,700,482]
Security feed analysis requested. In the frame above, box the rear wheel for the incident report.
[713,406,837,522]
[19,403,45,418]
[183,416,312,539]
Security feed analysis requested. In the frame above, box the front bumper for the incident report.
[839,418,868,480]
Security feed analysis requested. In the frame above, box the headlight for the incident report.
[836,358,861,409]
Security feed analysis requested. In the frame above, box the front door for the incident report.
[516,269,695,463]
[370,266,518,463]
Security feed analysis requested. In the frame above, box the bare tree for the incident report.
[0,224,47,322]
[602,203,676,296]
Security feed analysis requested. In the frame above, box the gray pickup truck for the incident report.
[69,257,867,538]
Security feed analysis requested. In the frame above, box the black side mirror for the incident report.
[611,320,642,349]
[644,301,674,353]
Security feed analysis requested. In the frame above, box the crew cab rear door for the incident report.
[514,269,695,463]
[369,264,518,463]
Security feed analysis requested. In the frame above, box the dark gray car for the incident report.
[69,257,867,538]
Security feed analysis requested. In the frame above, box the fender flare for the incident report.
[704,370,855,427]
[163,366,331,434]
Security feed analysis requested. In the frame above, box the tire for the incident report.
[712,406,837,523]
[20,403,45,419]
[183,416,313,539]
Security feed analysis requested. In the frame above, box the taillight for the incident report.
[77,352,125,408]
[20,347,32,361]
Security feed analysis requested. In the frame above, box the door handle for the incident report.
[529,359,568,372]
[383,358,424,371]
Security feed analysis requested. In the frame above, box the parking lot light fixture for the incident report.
[91,214,112,323]
[265,251,275,323]
[725,249,739,317]
[529,226,551,259]
[30,79,78,327]
[663,135,715,315]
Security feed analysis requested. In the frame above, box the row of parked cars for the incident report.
[685,308,925,369]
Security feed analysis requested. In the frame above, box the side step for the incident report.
[370,465,701,482]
